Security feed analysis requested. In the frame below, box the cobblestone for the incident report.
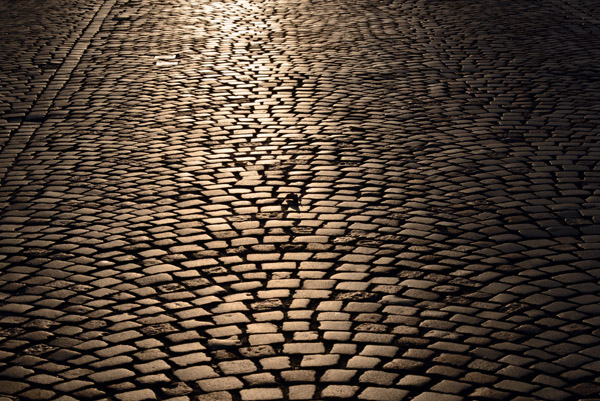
[1,0,600,399]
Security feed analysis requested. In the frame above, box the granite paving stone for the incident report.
[197,377,245,392]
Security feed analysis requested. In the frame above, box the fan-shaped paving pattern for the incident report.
[1,0,600,400]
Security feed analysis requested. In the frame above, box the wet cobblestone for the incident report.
[1,0,600,400]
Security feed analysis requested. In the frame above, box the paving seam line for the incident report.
[547,0,600,31]
[0,0,118,187]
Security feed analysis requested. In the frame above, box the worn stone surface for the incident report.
[1,0,600,400]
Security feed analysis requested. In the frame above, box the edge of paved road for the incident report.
[548,0,600,32]
[0,0,118,189]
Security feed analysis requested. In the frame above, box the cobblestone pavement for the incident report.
[1,0,600,400]
[0,0,104,152]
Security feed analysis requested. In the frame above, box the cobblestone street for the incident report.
[1,0,600,400]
